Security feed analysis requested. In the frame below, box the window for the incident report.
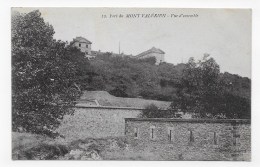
[232,133,240,146]
[86,44,88,48]
[150,126,155,139]
[189,130,194,143]
[168,127,174,142]
[233,133,237,146]
[79,43,81,47]
[134,127,138,139]
[213,132,218,145]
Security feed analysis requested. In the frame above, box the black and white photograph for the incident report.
[11,7,252,161]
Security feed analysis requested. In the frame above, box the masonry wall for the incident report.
[141,53,165,65]
[72,41,91,55]
[56,107,141,141]
[125,119,251,161]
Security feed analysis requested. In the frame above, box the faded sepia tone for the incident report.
[12,8,251,161]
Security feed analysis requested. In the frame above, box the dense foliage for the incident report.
[171,54,251,119]
[87,53,184,100]
[87,53,250,119]
[12,10,88,136]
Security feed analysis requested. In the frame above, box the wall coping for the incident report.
[125,118,251,124]
[75,105,170,111]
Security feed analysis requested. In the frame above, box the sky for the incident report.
[13,8,251,78]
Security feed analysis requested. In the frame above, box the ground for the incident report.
[12,132,159,160]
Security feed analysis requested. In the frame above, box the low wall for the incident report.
[125,118,251,161]
[56,106,142,141]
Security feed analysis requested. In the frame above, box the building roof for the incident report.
[136,47,165,58]
[125,118,251,124]
[71,36,92,44]
[77,91,171,109]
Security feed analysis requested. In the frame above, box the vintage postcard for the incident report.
[11,8,251,161]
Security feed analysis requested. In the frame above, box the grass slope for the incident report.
[80,91,171,109]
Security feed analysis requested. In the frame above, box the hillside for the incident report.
[78,91,171,109]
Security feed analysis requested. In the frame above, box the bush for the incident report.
[13,142,69,160]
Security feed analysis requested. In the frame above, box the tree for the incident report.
[140,104,176,118]
[172,54,250,119]
[12,10,83,136]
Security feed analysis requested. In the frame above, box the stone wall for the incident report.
[56,106,142,141]
[125,118,251,161]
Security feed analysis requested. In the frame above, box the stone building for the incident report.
[71,36,93,57]
[56,106,142,141]
[125,118,251,161]
[136,47,165,65]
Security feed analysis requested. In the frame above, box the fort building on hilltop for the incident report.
[136,47,165,65]
[70,37,165,64]
[70,37,95,59]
